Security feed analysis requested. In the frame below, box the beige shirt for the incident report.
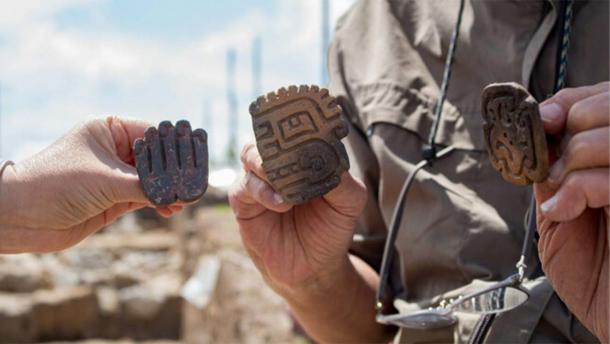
[328,0,608,342]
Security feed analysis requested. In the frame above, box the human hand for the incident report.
[228,143,367,298]
[534,82,609,341]
[0,116,183,253]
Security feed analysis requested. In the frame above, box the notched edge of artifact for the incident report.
[249,85,342,119]
[481,82,549,186]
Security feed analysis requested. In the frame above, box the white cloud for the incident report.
[0,0,96,31]
[0,0,355,161]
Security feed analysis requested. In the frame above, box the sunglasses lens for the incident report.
[452,285,528,314]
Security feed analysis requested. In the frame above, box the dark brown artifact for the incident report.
[249,85,350,204]
[481,82,549,185]
[134,120,209,206]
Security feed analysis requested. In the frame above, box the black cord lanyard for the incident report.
[554,0,574,93]
[375,0,465,310]
[422,0,466,163]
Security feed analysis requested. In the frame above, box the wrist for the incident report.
[280,255,358,314]
[278,255,394,343]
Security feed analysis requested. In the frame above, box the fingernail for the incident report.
[272,192,284,205]
[541,195,558,214]
[539,103,562,123]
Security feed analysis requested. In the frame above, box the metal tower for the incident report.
[226,49,238,165]
[202,100,212,165]
[321,0,331,85]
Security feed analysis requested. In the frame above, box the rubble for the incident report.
[0,293,36,342]
[0,254,52,292]
[33,287,98,341]
[0,204,303,343]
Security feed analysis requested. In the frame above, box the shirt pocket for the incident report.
[351,82,486,152]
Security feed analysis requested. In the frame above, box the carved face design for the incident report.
[249,85,350,204]
[481,83,549,185]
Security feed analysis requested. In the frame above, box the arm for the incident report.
[0,116,182,253]
[285,254,394,343]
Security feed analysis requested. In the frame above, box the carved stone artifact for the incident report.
[134,120,209,206]
[481,82,549,185]
[249,85,350,204]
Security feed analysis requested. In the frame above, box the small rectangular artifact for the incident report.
[481,82,549,185]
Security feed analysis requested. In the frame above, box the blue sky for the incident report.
[56,1,278,41]
[0,0,354,162]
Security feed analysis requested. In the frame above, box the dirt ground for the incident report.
[0,202,306,344]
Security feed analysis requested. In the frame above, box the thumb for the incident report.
[109,164,150,204]
[106,115,153,165]
[534,181,557,210]
[534,181,556,235]
[104,115,152,204]
[323,172,367,218]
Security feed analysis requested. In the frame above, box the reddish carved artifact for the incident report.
[481,82,549,185]
[249,85,350,204]
[134,120,209,206]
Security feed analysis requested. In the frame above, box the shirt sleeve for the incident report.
[327,29,388,273]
